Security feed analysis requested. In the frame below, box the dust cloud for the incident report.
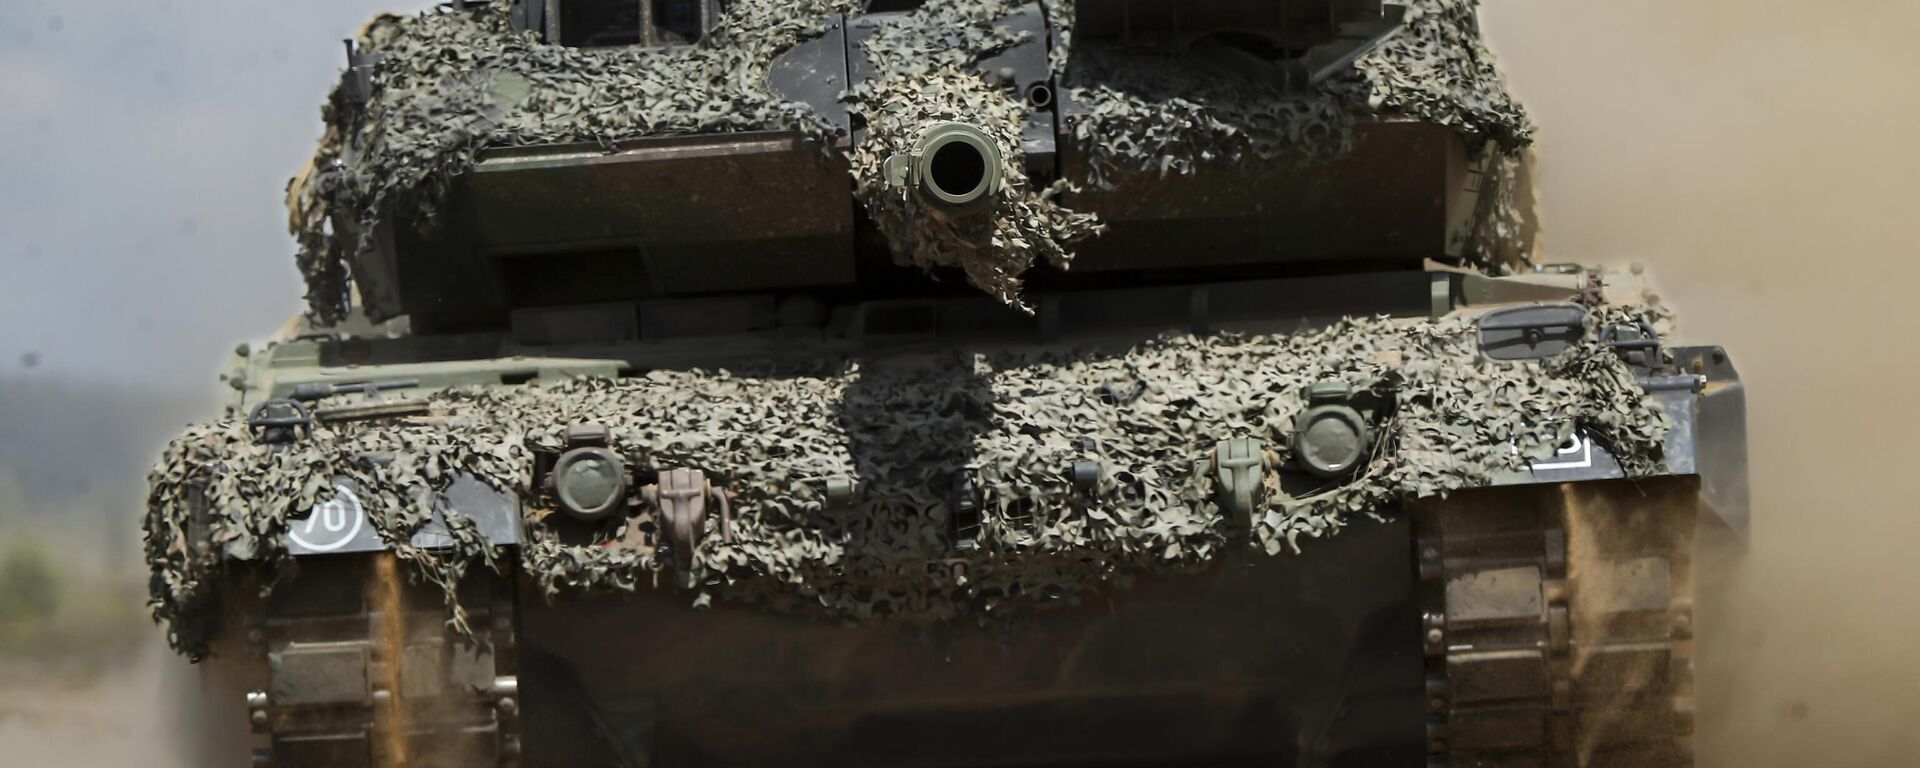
[0,636,245,767]
[1481,1,1920,765]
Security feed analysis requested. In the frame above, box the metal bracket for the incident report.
[338,40,381,109]
[821,475,862,508]
[1602,320,1664,371]
[949,470,984,551]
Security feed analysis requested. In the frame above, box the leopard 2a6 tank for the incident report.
[146,1,1749,766]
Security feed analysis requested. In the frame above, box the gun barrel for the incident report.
[883,122,1004,214]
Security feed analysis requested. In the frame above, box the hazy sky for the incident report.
[0,0,426,390]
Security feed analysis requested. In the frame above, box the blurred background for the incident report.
[0,1,1915,765]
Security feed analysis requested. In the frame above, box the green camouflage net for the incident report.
[291,0,1536,321]
[147,307,1668,657]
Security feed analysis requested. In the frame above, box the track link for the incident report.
[243,555,521,768]
[1418,479,1697,768]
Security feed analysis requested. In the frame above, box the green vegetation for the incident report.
[0,511,151,682]
[0,538,62,622]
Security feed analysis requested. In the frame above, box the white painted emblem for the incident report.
[289,484,367,552]
[1531,433,1595,471]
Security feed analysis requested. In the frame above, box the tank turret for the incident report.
[292,0,1515,334]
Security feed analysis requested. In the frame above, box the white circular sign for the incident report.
[289,484,367,552]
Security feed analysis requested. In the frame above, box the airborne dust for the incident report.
[1481,1,1920,765]
[2,2,1917,767]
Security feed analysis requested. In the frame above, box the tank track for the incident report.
[243,556,522,768]
[1418,479,1697,767]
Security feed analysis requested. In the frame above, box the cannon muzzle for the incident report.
[882,122,1005,214]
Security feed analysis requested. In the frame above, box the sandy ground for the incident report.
[0,639,195,768]
[4,2,1917,766]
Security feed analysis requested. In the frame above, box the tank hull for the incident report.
[517,516,1424,767]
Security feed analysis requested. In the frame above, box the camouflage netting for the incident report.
[147,307,1668,658]
[1061,47,1358,189]
[1323,0,1534,151]
[1064,0,1536,266]
[1062,0,1534,185]
[290,0,1535,321]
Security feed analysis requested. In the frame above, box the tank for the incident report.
[145,2,1749,766]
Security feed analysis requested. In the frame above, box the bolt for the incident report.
[250,710,268,727]
[1421,546,1440,561]
[1426,628,1445,645]
[497,696,518,716]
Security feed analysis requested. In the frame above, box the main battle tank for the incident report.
[145,1,1749,766]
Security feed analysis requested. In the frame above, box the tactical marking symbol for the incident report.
[1530,433,1595,471]
[289,485,368,553]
